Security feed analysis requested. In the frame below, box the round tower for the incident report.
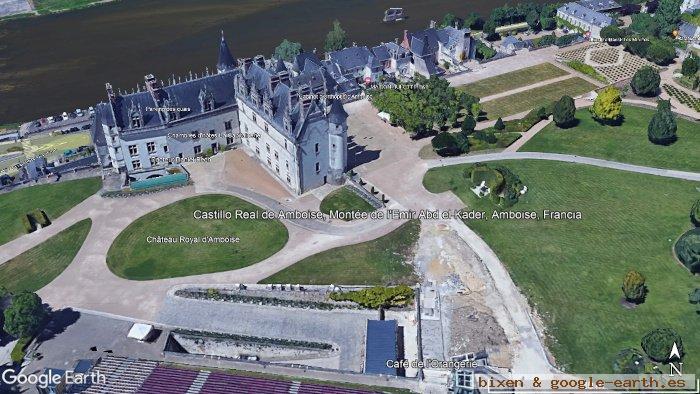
[327,99,348,184]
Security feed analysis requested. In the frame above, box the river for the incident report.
[0,0,552,124]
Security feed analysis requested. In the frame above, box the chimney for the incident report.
[288,89,299,109]
[269,75,281,92]
[254,55,265,68]
[279,71,291,86]
[105,83,116,102]
[401,30,410,49]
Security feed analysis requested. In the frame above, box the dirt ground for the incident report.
[415,220,513,369]
[222,148,292,201]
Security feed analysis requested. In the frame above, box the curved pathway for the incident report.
[427,152,700,182]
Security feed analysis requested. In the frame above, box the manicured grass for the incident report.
[419,132,521,159]
[25,131,91,157]
[522,105,700,172]
[261,220,420,286]
[0,219,91,293]
[482,77,597,119]
[11,336,31,363]
[0,177,101,246]
[107,194,288,280]
[458,63,569,98]
[319,186,376,220]
[423,160,700,373]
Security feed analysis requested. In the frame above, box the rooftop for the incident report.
[558,2,614,27]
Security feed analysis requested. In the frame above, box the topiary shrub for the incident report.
[622,270,647,304]
[631,66,661,97]
[675,228,700,274]
[21,214,36,234]
[612,348,649,374]
[494,117,505,131]
[641,328,683,362]
[553,95,576,128]
[691,200,700,227]
[29,209,51,228]
[647,99,677,145]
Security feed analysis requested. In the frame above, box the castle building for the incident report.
[92,32,350,194]
[93,32,240,179]
[234,56,348,195]
[557,2,613,40]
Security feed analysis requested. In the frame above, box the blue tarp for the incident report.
[364,320,398,375]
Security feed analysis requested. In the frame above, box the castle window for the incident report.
[255,147,260,155]
[264,123,268,133]
[132,160,141,170]
[128,145,138,156]
[225,120,232,131]
[149,157,159,167]
[146,142,156,154]
[286,161,289,169]
[209,129,216,139]
[275,165,279,173]
[191,131,199,140]
[252,113,257,122]
[315,162,320,173]
[315,143,320,154]
[245,124,248,133]
[284,141,288,150]
[227,136,234,145]
[287,176,291,184]
[131,114,141,128]
[204,99,214,112]
[163,146,169,153]
[267,158,272,165]
[274,151,278,160]
[266,143,270,153]
[194,145,202,155]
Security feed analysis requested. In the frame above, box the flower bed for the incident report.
[663,84,700,111]
[174,288,358,310]
[172,329,334,351]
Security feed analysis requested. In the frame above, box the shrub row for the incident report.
[565,60,608,83]
[173,329,334,350]
[330,285,415,309]
[20,210,51,233]
[174,289,352,310]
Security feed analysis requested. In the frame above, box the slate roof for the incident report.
[679,22,700,40]
[364,320,398,375]
[558,2,613,27]
[294,52,323,73]
[328,46,373,73]
[328,98,348,124]
[371,44,391,63]
[502,36,525,49]
[577,0,621,11]
[100,70,238,134]
[217,32,236,72]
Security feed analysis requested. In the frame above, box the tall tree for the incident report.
[274,39,302,62]
[526,10,540,30]
[590,86,622,123]
[461,114,476,135]
[655,0,682,36]
[631,66,661,97]
[553,95,576,127]
[681,55,699,77]
[324,20,348,53]
[647,99,677,145]
[494,117,505,130]
[622,270,647,304]
[3,292,46,338]
[440,12,462,28]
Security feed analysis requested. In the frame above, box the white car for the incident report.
[75,109,84,117]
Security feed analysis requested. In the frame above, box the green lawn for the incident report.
[261,220,420,285]
[458,63,569,98]
[107,194,288,280]
[0,178,101,246]
[26,131,91,158]
[423,160,700,373]
[319,186,376,220]
[482,77,597,119]
[522,105,700,172]
[0,219,91,293]
[419,132,521,159]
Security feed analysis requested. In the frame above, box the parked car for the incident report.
[75,109,84,117]
[88,106,95,116]
[47,117,55,124]
[33,121,41,128]
[81,124,91,130]
[69,127,80,132]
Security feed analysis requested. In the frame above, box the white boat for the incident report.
[383,8,406,22]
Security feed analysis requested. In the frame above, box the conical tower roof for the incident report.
[217,31,236,73]
[328,98,348,125]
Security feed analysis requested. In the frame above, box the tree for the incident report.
[324,20,348,53]
[641,328,683,362]
[441,12,462,28]
[590,86,622,123]
[655,0,682,36]
[676,228,700,274]
[622,270,647,303]
[461,114,476,135]
[483,19,499,41]
[274,39,302,62]
[624,38,650,58]
[681,56,699,77]
[431,132,462,156]
[645,40,676,65]
[647,99,677,145]
[465,12,484,30]
[613,348,649,374]
[691,200,700,227]
[552,95,576,127]
[630,13,660,37]
[540,16,556,31]
[689,288,700,304]
[3,292,46,338]
[600,25,625,45]
[631,66,661,97]
[526,10,540,30]
[494,117,505,130]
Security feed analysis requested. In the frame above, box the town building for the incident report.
[400,22,473,77]
[577,0,621,12]
[234,55,348,195]
[681,0,700,13]
[557,2,613,39]
[679,22,700,50]
[500,36,529,54]
[93,33,240,182]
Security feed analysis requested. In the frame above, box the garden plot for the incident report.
[558,43,657,83]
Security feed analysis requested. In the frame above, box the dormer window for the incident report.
[131,113,141,128]
[204,99,214,112]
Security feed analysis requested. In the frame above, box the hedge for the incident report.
[21,215,36,234]
[329,285,415,309]
[30,209,51,228]
[173,329,333,351]
[675,228,700,274]
[11,336,30,364]
[431,132,463,157]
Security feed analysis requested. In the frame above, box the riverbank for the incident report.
[0,0,119,20]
